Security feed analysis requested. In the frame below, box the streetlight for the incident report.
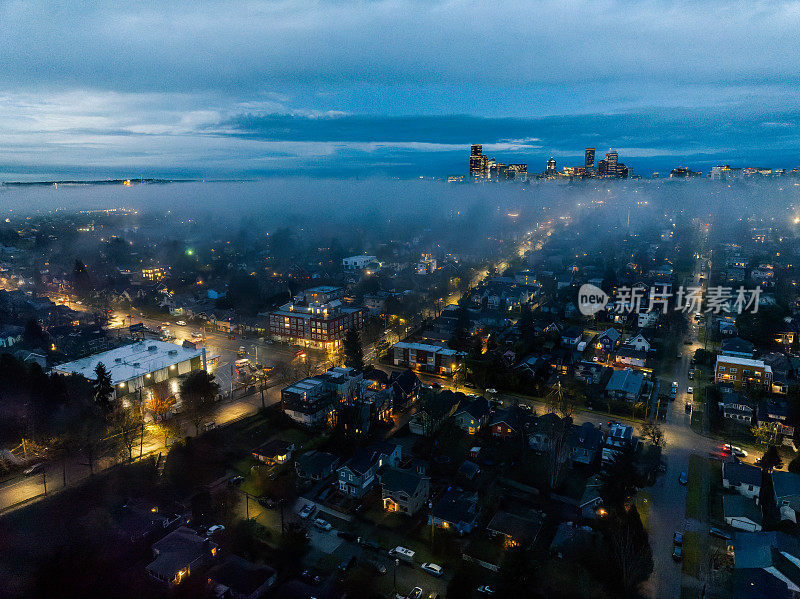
[393,558,399,593]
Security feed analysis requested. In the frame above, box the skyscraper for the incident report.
[585,148,595,170]
[470,144,488,178]
[546,157,557,175]
[605,150,618,176]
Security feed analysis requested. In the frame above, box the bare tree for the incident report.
[544,382,575,489]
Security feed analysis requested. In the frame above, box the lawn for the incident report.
[681,531,702,578]
[634,489,652,530]
[685,454,710,522]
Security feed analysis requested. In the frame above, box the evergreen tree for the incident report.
[92,362,114,413]
[343,328,364,371]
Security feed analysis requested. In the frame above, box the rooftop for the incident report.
[52,340,202,385]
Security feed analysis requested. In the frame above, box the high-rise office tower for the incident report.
[585,148,595,170]
[546,157,557,175]
[605,150,618,176]
[470,144,488,178]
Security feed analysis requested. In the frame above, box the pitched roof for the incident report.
[148,527,215,580]
[380,467,426,496]
[253,438,294,459]
[431,488,478,525]
[724,461,762,488]
[455,397,490,420]
[724,494,763,524]
[295,450,338,475]
[487,511,542,543]
[773,471,800,499]
[208,554,275,595]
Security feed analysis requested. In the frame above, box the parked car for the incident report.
[673,531,683,545]
[687,386,693,394]
[477,586,495,596]
[176,320,187,326]
[299,503,315,519]
[672,545,683,561]
[337,530,357,541]
[485,388,497,394]
[685,402,692,413]
[679,471,688,485]
[314,518,332,532]
[206,524,225,535]
[723,444,748,458]
[420,562,443,577]
[230,475,244,485]
[710,527,732,540]
[238,346,246,356]
[408,588,423,599]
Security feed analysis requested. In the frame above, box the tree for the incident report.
[180,369,220,435]
[92,363,114,413]
[604,506,653,597]
[600,445,640,508]
[110,406,144,462]
[789,454,800,475]
[147,381,176,423]
[544,383,576,489]
[760,444,783,472]
[343,328,364,371]
[752,422,782,447]
[640,420,665,447]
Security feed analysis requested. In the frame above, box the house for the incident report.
[715,355,773,390]
[601,423,637,464]
[723,461,762,501]
[0,324,23,348]
[724,495,763,532]
[624,332,651,352]
[488,408,521,438]
[116,501,184,542]
[568,422,603,466]
[146,527,218,586]
[721,337,755,359]
[773,471,800,523]
[294,451,339,482]
[458,460,481,480]
[486,511,542,549]
[337,442,401,497]
[408,390,462,436]
[718,390,756,425]
[573,360,608,385]
[429,488,479,535]
[604,369,645,402]
[561,326,583,347]
[453,397,490,434]
[759,400,795,436]
[379,467,430,515]
[615,347,648,368]
[550,522,598,558]
[595,328,621,352]
[207,555,277,599]
[252,439,295,466]
[388,369,422,409]
[729,531,800,595]
[528,413,563,453]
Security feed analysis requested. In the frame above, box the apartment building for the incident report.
[715,355,773,389]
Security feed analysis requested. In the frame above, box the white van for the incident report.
[390,546,416,563]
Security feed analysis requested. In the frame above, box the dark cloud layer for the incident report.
[0,1,799,179]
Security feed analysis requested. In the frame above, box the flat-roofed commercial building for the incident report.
[52,340,205,399]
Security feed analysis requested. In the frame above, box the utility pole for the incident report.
[42,470,47,495]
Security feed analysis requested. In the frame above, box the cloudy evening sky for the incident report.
[1,0,799,180]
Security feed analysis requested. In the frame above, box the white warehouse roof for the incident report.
[52,340,203,385]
